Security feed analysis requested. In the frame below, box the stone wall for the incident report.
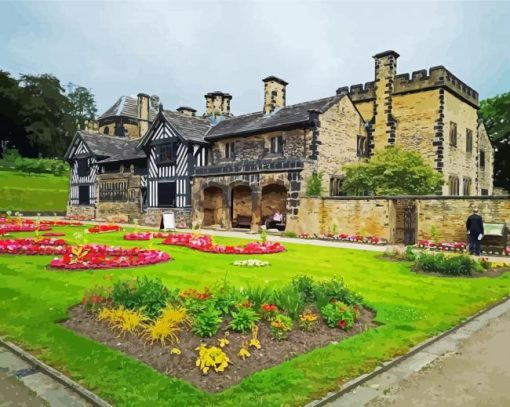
[96,202,140,222]
[98,118,140,139]
[66,204,96,219]
[141,207,192,228]
[287,195,510,244]
[477,123,494,195]
[316,95,367,193]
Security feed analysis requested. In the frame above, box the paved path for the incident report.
[0,369,45,407]
[321,299,510,407]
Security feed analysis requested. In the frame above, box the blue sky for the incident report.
[1,0,509,116]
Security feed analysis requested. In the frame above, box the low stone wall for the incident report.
[66,205,96,219]
[141,207,192,229]
[96,202,141,223]
[288,195,510,244]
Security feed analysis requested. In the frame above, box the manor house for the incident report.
[65,50,494,233]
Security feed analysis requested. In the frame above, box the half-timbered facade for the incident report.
[137,109,211,226]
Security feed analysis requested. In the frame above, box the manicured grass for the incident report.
[0,227,509,406]
[0,170,69,211]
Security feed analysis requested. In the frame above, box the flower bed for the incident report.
[87,225,121,234]
[232,259,270,267]
[298,232,387,245]
[49,245,171,270]
[0,238,69,255]
[64,275,374,392]
[42,232,66,237]
[123,232,173,241]
[162,233,285,254]
[417,240,510,256]
[0,224,52,234]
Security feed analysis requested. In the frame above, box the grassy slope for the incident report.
[0,227,509,406]
[0,170,69,211]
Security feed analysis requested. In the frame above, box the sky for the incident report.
[1,0,509,116]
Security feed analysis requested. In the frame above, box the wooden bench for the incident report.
[234,215,252,228]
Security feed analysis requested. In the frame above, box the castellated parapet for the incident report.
[338,66,479,108]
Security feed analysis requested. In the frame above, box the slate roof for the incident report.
[162,110,211,143]
[98,96,158,121]
[65,131,146,163]
[206,95,343,140]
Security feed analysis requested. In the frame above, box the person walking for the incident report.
[466,207,484,256]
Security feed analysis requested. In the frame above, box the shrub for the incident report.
[111,277,169,319]
[282,231,297,238]
[191,304,223,337]
[298,310,318,332]
[245,285,272,311]
[320,302,356,330]
[305,171,324,196]
[414,252,483,276]
[141,317,181,345]
[292,274,316,304]
[213,282,242,315]
[260,228,267,243]
[196,344,231,374]
[270,314,293,340]
[229,306,260,332]
[313,276,363,310]
[272,285,306,320]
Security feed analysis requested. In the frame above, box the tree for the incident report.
[341,147,444,196]
[68,86,97,130]
[479,92,510,191]
[0,71,24,156]
[18,74,77,157]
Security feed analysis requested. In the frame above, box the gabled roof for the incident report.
[137,110,212,148]
[65,131,146,163]
[206,95,343,140]
[98,96,158,121]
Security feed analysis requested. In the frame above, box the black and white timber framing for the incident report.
[65,134,98,206]
[137,110,211,208]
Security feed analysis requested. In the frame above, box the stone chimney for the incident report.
[372,50,399,150]
[137,93,150,138]
[150,95,160,111]
[204,91,232,120]
[176,106,197,117]
[263,76,287,114]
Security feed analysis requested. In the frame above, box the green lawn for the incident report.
[0,170,69,211]
[0,227,509,406]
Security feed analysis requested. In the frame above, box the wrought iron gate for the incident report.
[403,202,417,246]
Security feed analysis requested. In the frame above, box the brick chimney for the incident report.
[176,106,197,117]
[372,51,399,150]
[137,93,150,138]
[263,76,287,114]
[204,91,232,120]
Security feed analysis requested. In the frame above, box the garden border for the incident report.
[307,295,510,407]
[0,338,111,407]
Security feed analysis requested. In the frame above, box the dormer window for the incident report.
[225,142,235,159]
[270,136,283,154]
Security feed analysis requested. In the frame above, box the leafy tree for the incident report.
[479,92,510,191]
[18,74,77,158]
[341,147,444,196]
[0,71,24,156]
[305,171,324,196]
[68,86,97,129]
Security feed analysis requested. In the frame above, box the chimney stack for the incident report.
[263,76,287,114]
[176,106,197,117]
[137,92,150,138]
[204,91,232,121]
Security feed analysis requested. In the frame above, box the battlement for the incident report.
[336,81,375,102]
[338,66,479,108]
[393,66,478,107]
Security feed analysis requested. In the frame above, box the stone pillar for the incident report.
[372,50,399,150]
[222,187,232,230]
[251,187,262,232]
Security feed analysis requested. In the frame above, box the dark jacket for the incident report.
[466,214,484,235]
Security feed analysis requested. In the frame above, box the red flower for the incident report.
[338,320,346,329]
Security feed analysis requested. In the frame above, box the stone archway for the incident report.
[203,186,224,227]
[231,185,252,228]
[261,184,287,230]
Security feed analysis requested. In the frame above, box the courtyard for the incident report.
[0,220,509,406]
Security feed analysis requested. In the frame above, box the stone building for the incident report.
[97,93,159,139]
[338,50,494,195]
[191,76,367,231]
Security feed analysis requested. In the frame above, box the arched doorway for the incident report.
[231,185,252,228]
[203,186,224,227]
[261,184,287,230]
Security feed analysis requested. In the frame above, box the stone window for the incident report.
[270,136,283,154]
[466,129,473,153]
[225,142,235,159]
[357,135,369,157]
[448,176,459,196]
[481,188,489,196]
[330,176,345,196]
[463,177,472,196]
[479,150,485,169]
[77,158,90,177]
[157,143,178,165]
[449,122,457,147]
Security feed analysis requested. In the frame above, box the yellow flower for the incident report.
[238,347,251,360]
[170,348,181,355]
